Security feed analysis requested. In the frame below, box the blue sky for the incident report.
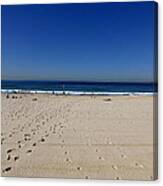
[2,2,157,82]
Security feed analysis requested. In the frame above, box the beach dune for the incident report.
[1,93,157,180]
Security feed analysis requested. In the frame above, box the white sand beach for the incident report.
[1,93,157,180]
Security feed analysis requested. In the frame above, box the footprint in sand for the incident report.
[39,137,45,143]
[7,148,15,154]
[98,156,104,160]
[77,166,82,171]
[24,137,31,141]
[1,137,5,144]
[3,167,12,173]
[120,154,127,159]
[65,158,71,162]
[1,132,4,136]
[7,154,11,161]
[17,140,25,149]
[14,156,19,161]
[32,142,37,147]
[24,133,31,141]
[112,165,118,170]
[134,162,144,168]
[26,149,32,154]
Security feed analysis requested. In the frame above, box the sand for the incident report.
[1,93,157,180]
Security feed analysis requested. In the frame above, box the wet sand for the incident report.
[1,93,157,180]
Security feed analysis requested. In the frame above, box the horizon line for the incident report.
[1,79,157,84]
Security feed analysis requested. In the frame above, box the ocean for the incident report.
[1,80,157,96]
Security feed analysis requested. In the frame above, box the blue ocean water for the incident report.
[1,80,157,95]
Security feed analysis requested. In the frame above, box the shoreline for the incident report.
[1,89,157,96]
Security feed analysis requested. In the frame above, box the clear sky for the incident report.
[2,1,157,82]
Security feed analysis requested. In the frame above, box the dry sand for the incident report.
[1,93,157,180]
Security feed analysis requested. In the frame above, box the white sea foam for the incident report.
[1,89,157,96]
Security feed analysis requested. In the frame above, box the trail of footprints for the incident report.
[2,96,73,174]
[2,97,88,178]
